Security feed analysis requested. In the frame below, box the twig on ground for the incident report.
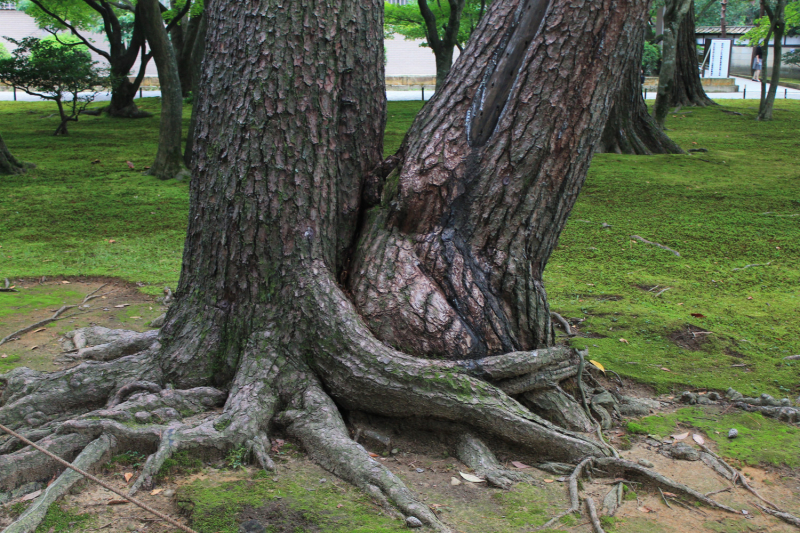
[783,355,800,361]
[705,486,733,497]
[532,457,593,532]
[732,262,771,271]
[585,497,605,533]
[551,312,574,336]
[0,284,107,346]
[0,278,18,292]
[654,287,671,297]
[699,444,781,511]
[659,487,673,510]
[0,423,198,533]
[756,504,800,528]
[631,235,680,257]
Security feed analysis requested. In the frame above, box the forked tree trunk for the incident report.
[670,3,714,107]
[653,0,694,127]
[598,21,684,155]
[758,0,787,120]
[0,0,651,529]
[0,133,26,175]
[140,0,189,180]
[418,0,466,87]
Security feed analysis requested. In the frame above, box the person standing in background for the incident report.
[752,45,763,81]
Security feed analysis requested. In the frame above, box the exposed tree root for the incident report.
[532,457,592,531]
[280,374,447,530]
[4,435,113,533]
[756,505,800,529]
[585,497,606,533]
[455,433,531,489]
[630,235,681,257]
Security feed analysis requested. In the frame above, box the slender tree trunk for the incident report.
[598,20,684,155]
[758,0,787,120]
[171,15,202,98]
[184,11,207,167]
[418,0,466,87]
[669,3,715,107]
[653,0,694,127]
[0,133,27,175]
[140,0,189,180]
[106,5,152,118]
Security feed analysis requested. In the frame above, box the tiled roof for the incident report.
[695,26,754,35]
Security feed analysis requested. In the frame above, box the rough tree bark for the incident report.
[0,133,27,175]
[758,0,788,120]
[598,19,684,154]
[0,0,649,530]
[139,0,190,180]
[669,3,715,107]
[653,0,695,127]
[418,0,466,87]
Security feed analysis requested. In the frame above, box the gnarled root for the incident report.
[279,373,447,531]
[4,436,113,533]
[455,433,531,489]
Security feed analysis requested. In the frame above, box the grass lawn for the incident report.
[0,98,798,398]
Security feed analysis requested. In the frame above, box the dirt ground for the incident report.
[1,280,799,533]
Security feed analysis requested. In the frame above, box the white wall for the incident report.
[385,35,460,78]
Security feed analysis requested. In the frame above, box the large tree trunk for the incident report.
[653,0,694,127]
[0,0,653,530]
[0,133,27,175]
[598,20,684,155]
[669,3,715,107]
[140,0,189,180]
[758,0,787,120]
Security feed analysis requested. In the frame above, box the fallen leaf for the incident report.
[662,491,677,497]
[124,472,133,483]
[337,503,344,508]
[61,280,70,284]
[671,432,689,440]
[459,472,485,483]
[690,313,706,318]
[114,304,130,308]
[511,461,530,469]
[91,159,100,164]
[30,346,38,351]
[661,367,671,372]
[368,452,379,458]
[0,354,7,359]
[543,479,555,483]
[692,434,705,445]
[130,316,142,320]
[144,166,151,170]
[619,338,629,344]
[20,490,42,501]
[588,360,606,373]
[150,488,163,495]
[746,296,753,300]
[126,161,135,169]
[33,328,46,333]
[107,499,129,505]
[637,506,653,513]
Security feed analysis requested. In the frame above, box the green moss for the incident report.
[102,450,147,470]
[156,450,203,480]
[35,504,93,532]
[631,406,800,468]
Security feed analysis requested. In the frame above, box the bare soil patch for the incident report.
[669,324,712,351]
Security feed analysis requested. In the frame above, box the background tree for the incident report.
[0,37,106,135]
[598,23,684,155]
[19,0,153,118]
[0,0,654,530]
[743,0,795,120]
[165,0,204,97]
[670,2,715,107]
[694,0,759,24]
[653,0,699,127]
[385,0,486,86]
[0,133,28,175]
[138,0,189,180]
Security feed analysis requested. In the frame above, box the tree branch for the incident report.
[417,0,443,53]
[165,0,193,33]
[26,0,111,60]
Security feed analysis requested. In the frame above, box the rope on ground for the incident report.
[0,422,199,533]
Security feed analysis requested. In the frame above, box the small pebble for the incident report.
[239,520,266,533]
[391,448,399,455]
[406,516,423,528]
[415,468,425,473]
[728,428,738,439]
[319,478,327,484]
[450,477,461,486]
[637,459,655,468]
[163,489,175,497]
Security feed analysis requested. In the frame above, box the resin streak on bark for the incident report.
[350,0,650,359]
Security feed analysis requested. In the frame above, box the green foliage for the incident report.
[641,41,661,75]
[740,2,800,47]
[0,37,106,134]
[0,42,10,60]
[34,504,92,532]
[695,0,759,26]
[630,407,800,468]
[103,450,147,470]
[225,445,248,470]
[384,0,489,51]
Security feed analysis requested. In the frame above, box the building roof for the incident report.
[695,26,754,35]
